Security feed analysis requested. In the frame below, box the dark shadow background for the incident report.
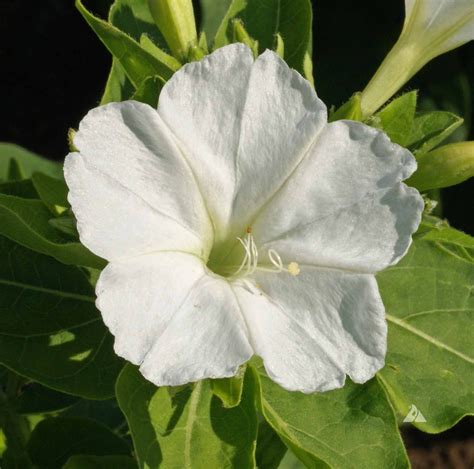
[0,0,473,464]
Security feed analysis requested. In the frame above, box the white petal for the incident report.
[233,269,387,393]
[158,44,327,245]
[64,101,212,261]
[252,120,424,273]
[404,0,474,53]
[96,252,253,386]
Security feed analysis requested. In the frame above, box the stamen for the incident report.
[227,228,300,279]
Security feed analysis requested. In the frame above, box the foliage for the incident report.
[0,0,472,468]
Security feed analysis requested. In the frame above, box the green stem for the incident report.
[0,373,33,468]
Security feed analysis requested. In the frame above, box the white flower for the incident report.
[64,44,423,393]
[361,0,474,117]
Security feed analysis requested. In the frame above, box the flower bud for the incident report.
[407,141,474,191]
[148,0,197,60]
[360,0,474,117]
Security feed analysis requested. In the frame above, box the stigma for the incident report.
[229,227,300,279]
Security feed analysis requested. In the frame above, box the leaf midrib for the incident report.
[0,278,95,303]
[386,314,474,364]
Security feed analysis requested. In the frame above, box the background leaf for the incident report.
[407,111,464,154]
[76,0,174,89]
[64,454,138,469]
[27,417,130,469]
[255,366,409,468]
[0,144,62,181]
[116,364,258,469]
[0,193,104,269]
[0,236,122,399]
[377,222,474,433]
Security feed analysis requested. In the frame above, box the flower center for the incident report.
[216,227,300,279]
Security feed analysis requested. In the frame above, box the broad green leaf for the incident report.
[255,366,408,468]
[116,364,258,468]
[64,455,138,469]
[371,91,417,146]
[31,173,68,215]
[239,0,312,74]
[377,222,474,432]
[200,0,235,44]
[17,383,79,414]
[61,398,126,431]
[131,75,164,107]
[407,111,464,154]
[76,0,174,88]
[0,193,104,269]
[27,417,130,468]
[0,144,62,180]
[212,0,246,48]
[0,237,122,399]
[278,451,304,469]
[211,366,246,408]
[212,0,312,75]
[0,179,38,199]
[7,158,23,181]
[48,216,79,239]
[256,421,287,469]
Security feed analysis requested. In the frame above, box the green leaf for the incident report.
[0,237,122,399]
[101,59,135,105]
[200,0,235,44]
[139,34,181,71]
[76,0,174,88]
[211,366,246,408]
[240,0,312,74]
[256,421,287,469]
[371,91,417,146]
[0,193,104,269]
[212,0,312,75]
[64,455,138,469]
[116,364,258,468]
[7,158,24,181]
[48,216,79,239]
[101,0,170,104]
[0,143,62,180]
[31,173,68,215]
[377,222,474,432]
[407,111,464,154]
[0,179,38,199]
[211,0,246,48]
[131,75,164,107]
[61,398,126,432]
[254,366,409,468]
[17,383,79,415]
[27,417,130,468]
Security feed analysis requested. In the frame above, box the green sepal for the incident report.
[7,159,24,181]
[232,19,258,57]
[139,34,181,71]
[329,93,362,122]
[407,141,474,191]
[275,33,284,59]
[31,173,69,216]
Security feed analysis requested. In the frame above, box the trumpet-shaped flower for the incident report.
[361,0,474,117]
[64,44,423,393]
